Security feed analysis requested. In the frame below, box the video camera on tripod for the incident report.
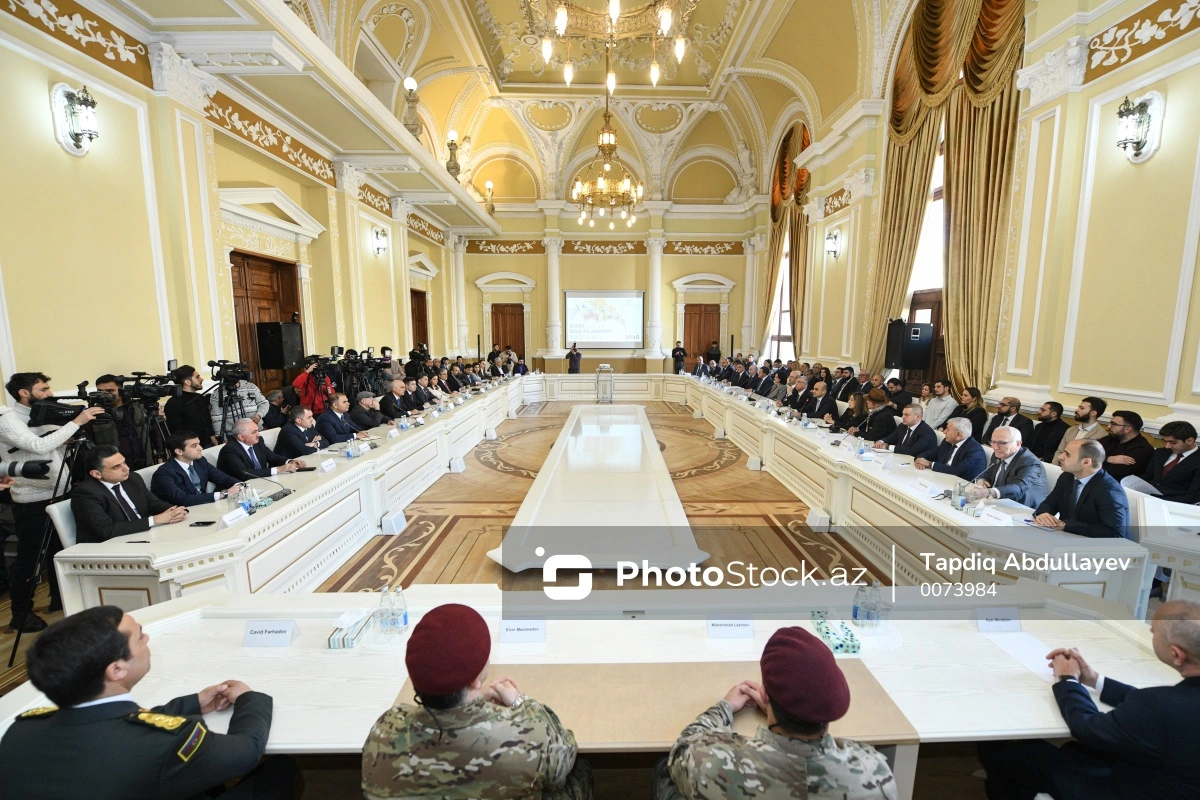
[114,372,180,406]
[208,359,252,388]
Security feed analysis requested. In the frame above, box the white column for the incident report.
[297,261,316,354]
[390,199,414,350]
[452,234,469,355]
[540,236,565,355]
[741,236,757,351]
[642,236,666,361]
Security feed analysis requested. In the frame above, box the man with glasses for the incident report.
[1099,411,1155,482]
[982,396,1034,443]
[967,427,1050,508]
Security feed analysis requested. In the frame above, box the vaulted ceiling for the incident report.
[288,0,910,207]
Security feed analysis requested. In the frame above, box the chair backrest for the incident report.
[985,411,996,431]
[1042,461,1063,488]
[836,400,848,415]
[47,499,77,549]
[135,462,160,487]
[981,444,994,461]
[935,429,945,445]
[201,443,223,467]
[260,427,280,450]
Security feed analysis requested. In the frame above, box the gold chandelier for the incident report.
[571,44,644,229]
[534,0,689,89]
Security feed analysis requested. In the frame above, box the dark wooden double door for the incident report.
[683,304,721,370]
[230,252,300,394]
[490,304,525,358]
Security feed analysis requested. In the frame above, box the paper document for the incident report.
[984,632,1054,681]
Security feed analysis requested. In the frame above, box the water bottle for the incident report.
[237,485,253,514]
[376,585,395,634]
[392,586,409,633]
[863,581,883,628]
[345,445,358,460]
[801,412,808,426]
[851,584,868,626]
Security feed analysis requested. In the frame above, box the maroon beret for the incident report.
[405,604,491,695]
[760,626,850,724]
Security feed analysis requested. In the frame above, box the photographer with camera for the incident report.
[207,369,269,440]
[293,357,334,415]
[379,347,405,383]
[94,375,147,469]
[164,366,218,446]
[0,372,105,631]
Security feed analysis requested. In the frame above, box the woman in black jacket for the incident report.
[828,392,867,432]
[940,386,989,441]
[846,388,897,440]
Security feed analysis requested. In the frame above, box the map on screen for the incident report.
[564,291,644,349]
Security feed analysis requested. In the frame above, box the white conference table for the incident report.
[0,582,1179,800]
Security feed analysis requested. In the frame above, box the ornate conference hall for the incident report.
[2,0,1199,798]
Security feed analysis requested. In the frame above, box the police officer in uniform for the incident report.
[655,626,896,800]
[362,603,592,799]
[0,605,299,799]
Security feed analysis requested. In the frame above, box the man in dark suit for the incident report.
[884,378,912,412]
[274,405,323,460]
[1028,401,1070,463]
[1099,410,1155,482]
[1033,439,1130,539]
[874,404,937,457]
[968,427,1050,509]
[914,417,988,480]
[783,377,811,413]
[315,393,371,445]
[380,379,413,420]
[979,599,1200,800]
[150,431,240,507]
[800,381,838,421]
[0,605,299,799]
[349,392,393,431]
[1123,420,1200,504]
[717,358,735,383]
[403,377,432,415]
[749,368,775,398]
[981,396,1035,444]
[217,418,305,480]
[71,447,188,544]
[445,366,465,393]
[703,341,721,366]
[725,362,751,389]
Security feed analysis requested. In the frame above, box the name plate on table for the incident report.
[976,607,1021,633]
[219,507,248,528]
[708,618,754,639]
[431,410,440,418]
[387,428,400,439]
[243,619,296,647]
[319,458,337,474]
[358,442,372,455]
[915,477,938,496]
[498,619,546,643]
[981,506,1013,526]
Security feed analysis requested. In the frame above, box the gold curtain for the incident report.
[943,0,1024,391]
[789,167,810,351]
[759,128,807,338]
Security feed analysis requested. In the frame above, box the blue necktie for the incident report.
[248,446,261,470]
[188,464,202,492]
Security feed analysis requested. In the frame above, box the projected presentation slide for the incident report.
[564,291,644,349]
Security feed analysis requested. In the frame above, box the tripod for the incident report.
[7,438,88,668]
[135,401,171,464]
[212,381,251,442]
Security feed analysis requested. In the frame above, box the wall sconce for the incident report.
[1116,91,1164,164]
[484,180,495,216]
[401,76,422,138]
[446,129,461,180]
[51,83,99,156]
[373,227,389,255]
[824,229,841,258]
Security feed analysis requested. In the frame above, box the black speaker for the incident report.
[256,322,304,369]
[884,319,934,370]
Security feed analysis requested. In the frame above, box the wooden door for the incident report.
[900,288,945,391]
[490,304,525,359]
[410,290,429,348]
[230,252,299,394]
[683,304,721,369]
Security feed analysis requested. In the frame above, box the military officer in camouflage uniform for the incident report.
[0,605,299,799]
[655,626,896,799]
[362,602,591,799]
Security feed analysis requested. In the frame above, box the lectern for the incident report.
[596,365,613,403]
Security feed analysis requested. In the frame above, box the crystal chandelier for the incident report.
[536,0,688,90]
[571,74,644,228]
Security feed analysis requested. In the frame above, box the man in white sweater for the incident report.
[0,372,104,631]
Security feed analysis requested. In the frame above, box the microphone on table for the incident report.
[238,470,293,502]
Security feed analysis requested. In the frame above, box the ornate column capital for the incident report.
[149,43,217,115]
[542,236,564,254]
[1017,36,1087,110]
[802,197,825,222]
[334,161,365,193]
[646,236,667,252]
[451,233,469,252]
[844,169,876,202]
[390,198,413,221]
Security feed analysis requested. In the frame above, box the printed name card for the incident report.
[358,442,372,455]
[219,507,248,528]
[915,477,938,496]
[976,607,1021,633]
[387,427,400,439]
[707,618,754,639]
[319,459,337,474]
[498,619,546,643]
[243,619,297,647]
[981,506,1013,526]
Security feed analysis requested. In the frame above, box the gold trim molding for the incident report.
[664,240,743,256]
[824,188,850,217]
[1087,0,1200,81]
[204,91,336,186]
[563,240,647,255]
[359,183,391,215]
[4,0,152,86]
[407,212,445,245]
[467,239,545,254]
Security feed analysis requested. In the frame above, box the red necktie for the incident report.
[1163,455,1180,475]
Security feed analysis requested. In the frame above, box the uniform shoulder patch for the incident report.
[177,722,207,762]
[128,711,188,731]
[17,706,57,718]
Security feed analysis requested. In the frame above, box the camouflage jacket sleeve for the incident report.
[524,699,579,791]
[666,701,734,798]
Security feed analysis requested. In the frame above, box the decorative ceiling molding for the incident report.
[148,43,217,114]
[612,98,723,201]
[475,272,538,290]
[4,0,152,86]
[1084,0,1200,82]
[664,240,744,256]
[163,31,309,74]
[407,212,446,245]
[467,240,546,255]
[1017,37,1087,110]
[823,188,849,217]
[671,272,736,292]
[794,99,884,171]
[218,187,327,242]
[204,91,336,186]
[408,251,439,278]
[359,183,393,215]
[563,240,647,255]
